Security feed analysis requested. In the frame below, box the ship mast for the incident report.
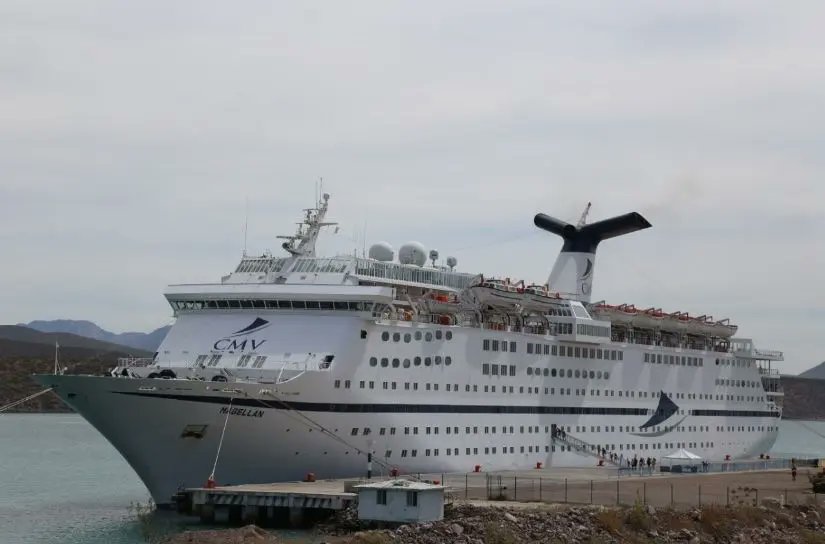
[277,193,337,259]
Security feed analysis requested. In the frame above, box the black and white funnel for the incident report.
[534,207,651,302]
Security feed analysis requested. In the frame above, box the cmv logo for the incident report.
[213,318,270,351]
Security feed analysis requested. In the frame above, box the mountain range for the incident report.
[22,320,170,352]
[799,361,825,380]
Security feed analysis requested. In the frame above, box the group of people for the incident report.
[624,455,657,471]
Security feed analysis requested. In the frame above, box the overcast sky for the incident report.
[1,1,822,373]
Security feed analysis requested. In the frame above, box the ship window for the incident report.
[381,358,389,367]
[446,331,453,340]
[237,354,252,368]
[425,357,432,366]
[370,357,377,367]
[552,345,557,356]
[392,358,400,368]
[445,356,452,366]
[294,301,308,309]
[543,368,549,377]
[483,339,490,351]
[567,369,573,378]
[501,341,509,353]
[207,355,222,367]
[435,356,442,365]
[425,332,433,341]
[435,330,442,340]
[393,333,400,342]
[319,301,333,310]
[414,357,421,366]
[574,347,581,358]
[252,356,267,368]
[574,369,580,378]
[527,343,533,354]
[492,340,499,351]
[551,369,557,377]
[510,341,517,352]
[403,359,411,368]
[510,365,516,376]
[483,363,490,375]
[403,333,411,343]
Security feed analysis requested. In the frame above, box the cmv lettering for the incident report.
[213,338,266,351]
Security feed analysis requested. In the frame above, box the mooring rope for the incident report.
[208,394,234,484]
[0,388,54,413]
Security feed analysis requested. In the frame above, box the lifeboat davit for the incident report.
[466,278,525,310]
[423,293,461,314]
[521,284,562,312]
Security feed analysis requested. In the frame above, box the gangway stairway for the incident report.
[551,428,619,466]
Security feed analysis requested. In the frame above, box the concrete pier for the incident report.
[180,481,357,527]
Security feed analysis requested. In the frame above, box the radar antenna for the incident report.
[577,202,592,228]
[276,192,337,258]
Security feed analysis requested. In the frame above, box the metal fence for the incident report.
[411,458,821,509]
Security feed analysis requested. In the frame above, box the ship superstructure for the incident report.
[37,194,783,504]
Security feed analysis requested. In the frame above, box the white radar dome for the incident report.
[368,242,394,262]
[446,256,458,270]
[399,241,427,266]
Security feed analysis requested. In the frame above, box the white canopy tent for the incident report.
[662,448,703,473]
[663,448,703,462]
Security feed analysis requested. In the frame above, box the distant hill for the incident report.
[780,375,825,420]
[23,319,170,352]
[799,361,825,380]
[0,328,151,413]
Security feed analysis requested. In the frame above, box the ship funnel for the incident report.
[534,209,651,302]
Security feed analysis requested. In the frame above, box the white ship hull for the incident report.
[37,315,780,505]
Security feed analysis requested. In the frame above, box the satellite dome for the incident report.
[398,242,427,266]
[368,242,394,262]
[429,249,439,266]
[446,256,458,270]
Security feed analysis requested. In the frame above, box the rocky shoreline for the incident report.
[164,500,825,543]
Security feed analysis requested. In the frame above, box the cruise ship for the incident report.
[36,194,783,505]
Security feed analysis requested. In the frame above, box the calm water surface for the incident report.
[0,414,315,544]
[2,414,824,543]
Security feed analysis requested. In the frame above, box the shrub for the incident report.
[483,522,519,544]
[595,509,623,535]
[624,503,651,532]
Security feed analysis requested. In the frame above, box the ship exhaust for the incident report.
[534,207,651,302]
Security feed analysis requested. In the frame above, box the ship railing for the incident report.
[116,357,155,368]
[754,349,784,360]
[758,367,780,376]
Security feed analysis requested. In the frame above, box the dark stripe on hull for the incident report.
[113,392,780,418]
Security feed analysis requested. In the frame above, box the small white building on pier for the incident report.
[355,480,445,523]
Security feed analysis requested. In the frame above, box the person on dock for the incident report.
[792,462,798,482]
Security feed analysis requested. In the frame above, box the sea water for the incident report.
[2,413,824,543]
[0,414,315,544]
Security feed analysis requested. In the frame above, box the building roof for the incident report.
[354,479,445,491]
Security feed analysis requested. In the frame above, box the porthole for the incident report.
[425,357,432,366]
[551,369,557,377]
[370,357,378,367]
[392,358,400,368]
[527,368,533,375]
[435,356,442,365]
[589,371,595,379]
[597,371,603,379]
[435,330,442,340]
[393,333,400,342]
[404,333,411,343]
[574,370,580,378]
[446,331,453,340]
[381,358,389,367]
[604,371,610,379]
[425,332,433,342]
[543,369,549,376]
[414,357,422,366]
[567,369,572,378]
[445,356,452,366]
[381,332,389,341]
[415,331,422,341]
[403,359,411,368]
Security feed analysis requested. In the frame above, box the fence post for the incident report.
[564,478,568,503]
[755,488,759,507]
[539,477,542,501]
[699,485,702,506]
[671,483,674,507]
[465,473,468,500]
[590,480,594,504]
[514,476,517,501]
[643,482,646,505]
[726,486,729,506]
[616,479,620,505]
